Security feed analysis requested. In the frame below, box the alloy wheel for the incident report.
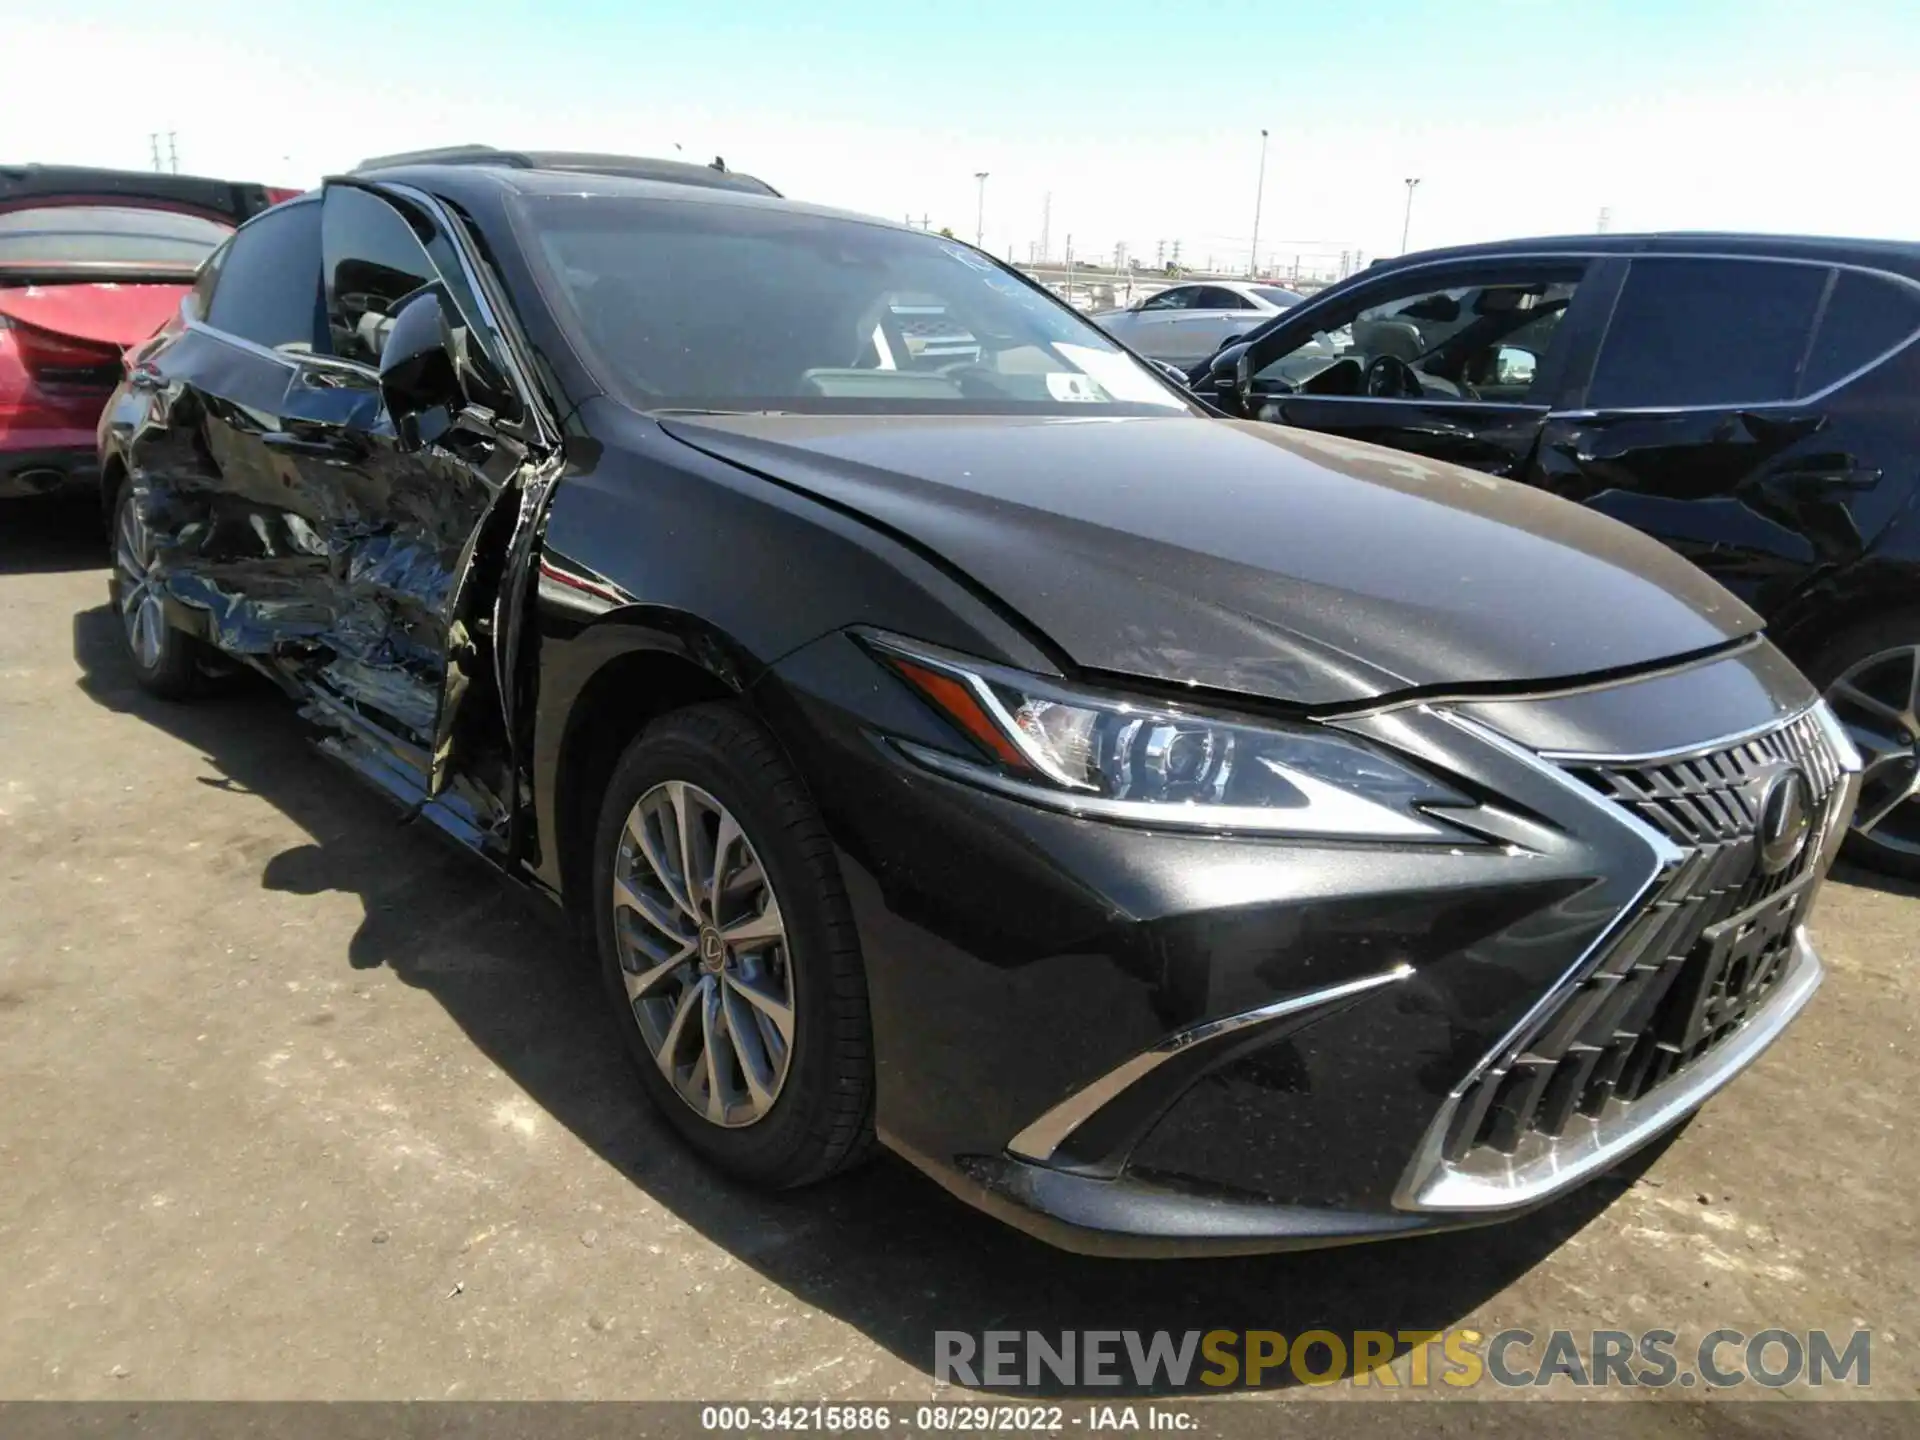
[610,780,795,1128]
[113,497,169,670]
[1825,644,1920,859]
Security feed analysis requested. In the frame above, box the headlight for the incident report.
[866,633,1477,841]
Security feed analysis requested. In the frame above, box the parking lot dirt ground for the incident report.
[1,497,1916,1415]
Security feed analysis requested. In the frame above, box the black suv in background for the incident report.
[98,163,1859,1255]
[1190,234,1920,875]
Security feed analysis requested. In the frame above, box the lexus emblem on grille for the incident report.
[1757,767,1814,875]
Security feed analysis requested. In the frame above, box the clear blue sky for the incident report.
[10,1,1918,273]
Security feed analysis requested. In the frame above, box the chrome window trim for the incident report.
[1006,963,1415,1166]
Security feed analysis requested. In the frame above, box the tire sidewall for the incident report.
[590,712,849,1181]
[108,478,193,691]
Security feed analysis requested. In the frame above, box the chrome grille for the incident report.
[1442,708,1848,1165]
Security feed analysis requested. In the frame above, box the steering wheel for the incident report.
[1363,353,1424,399]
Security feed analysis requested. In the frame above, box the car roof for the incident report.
[352,145,780,197]
[0,163,281,224]
[356,160,923,238]
[1375,231,1920,280]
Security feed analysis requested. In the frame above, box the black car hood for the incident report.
[661,413,1760,707]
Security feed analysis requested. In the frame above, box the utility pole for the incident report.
[1596,206,1612,234]
[1064,234,1074,306]
[1400,177,1421,255]
[149,133,163,173]
[1040,192,1052,265]
[973,172,989,248]
[167,132,178,174]
[1170,239,1182,271]
[1249,128,1269,277]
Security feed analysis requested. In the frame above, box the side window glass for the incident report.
[321,185,504,386]
[1255,274,1580,399]
[1587,258,1827,409]
[1195,287,1252,311]
[203,203,324,351]
[322,186,437,365]
[1141,288,1192,312]
[1801,270,1920,395]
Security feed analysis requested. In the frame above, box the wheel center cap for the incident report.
[698,925,727,973]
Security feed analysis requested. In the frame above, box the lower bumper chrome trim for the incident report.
[1397,928,1824,1212]
[1006,963,1413,1167]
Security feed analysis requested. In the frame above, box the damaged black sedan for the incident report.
[99,150,1860,1256]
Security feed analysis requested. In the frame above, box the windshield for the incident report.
[0,205,231,268]
[514,194,1193,415]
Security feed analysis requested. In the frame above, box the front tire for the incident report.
[1806,612,1920,880]
[108,477,203,699]
[590,703,875,1188]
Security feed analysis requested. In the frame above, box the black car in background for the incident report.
[98,158,1858,1255]
[1188,233,1920,876]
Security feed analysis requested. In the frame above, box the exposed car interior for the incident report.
[1258,280,1576,402]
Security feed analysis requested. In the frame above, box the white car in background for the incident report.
[1091,280,1306,367]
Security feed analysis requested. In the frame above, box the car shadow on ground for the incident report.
[66,585,1659,1396]
[0,493,105,577]
[1830,858,1920,900]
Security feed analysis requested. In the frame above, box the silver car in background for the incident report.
[1092,280,1305,366]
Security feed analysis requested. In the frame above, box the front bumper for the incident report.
[759,634,1857,1256]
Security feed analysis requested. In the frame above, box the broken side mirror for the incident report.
[379,289,463,451]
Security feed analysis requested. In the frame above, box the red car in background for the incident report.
[0,164,297,501]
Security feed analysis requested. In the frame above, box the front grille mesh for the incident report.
[1442,709,1844,1165]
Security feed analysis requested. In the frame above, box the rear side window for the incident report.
[1800,269,1920,395]
[204,202,324,350]
[1140,288,1194,311]
[1193,286,1253,310]
[1587,258,1828,409]
[0,205,230,268]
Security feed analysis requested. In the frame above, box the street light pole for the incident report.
[974,172,989,248]
[1249,129,1269,277]
[1400,177,1421,255]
